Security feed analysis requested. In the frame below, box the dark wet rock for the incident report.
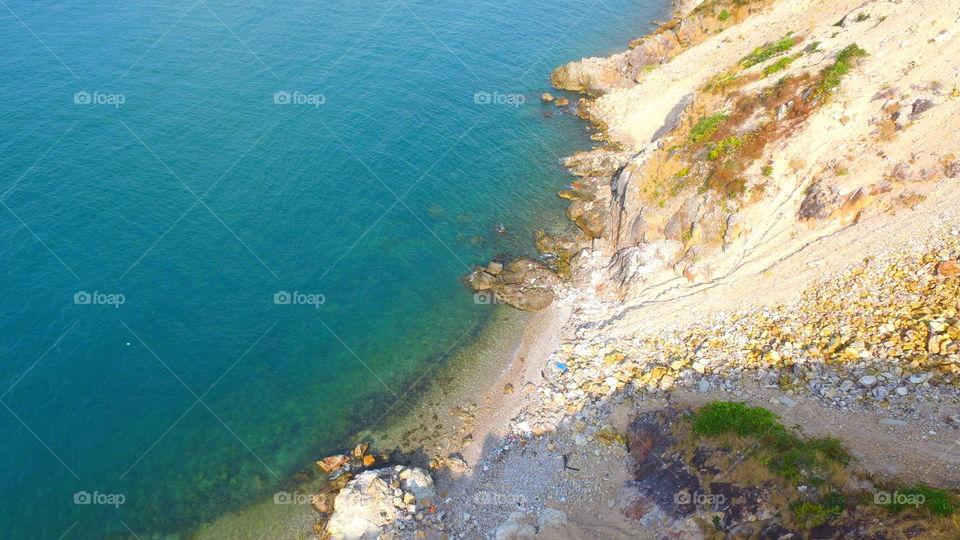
[759,522,803,540]
[798,181,842,220]
[711,482,773,530]
[910,98,935,118]
[625,408,701,519]
[904,525,927,538]
[465,257,560,311]
[807,523,847,540]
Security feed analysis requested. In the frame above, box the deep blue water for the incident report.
[0,0,669,537]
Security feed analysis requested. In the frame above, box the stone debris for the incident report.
[513,233,960,439]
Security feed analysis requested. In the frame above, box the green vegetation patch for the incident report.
[791,494,844,527]
[688,113,729,144]
[741,33,796,68]
[692,402,851,484]
[813,44,868,101]
[882,486,957,517]
[763,54,799,77]
[708,136,744,161]
[692,401,780,437]
[718,9,731,21]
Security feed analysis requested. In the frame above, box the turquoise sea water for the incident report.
[0,0,669,537]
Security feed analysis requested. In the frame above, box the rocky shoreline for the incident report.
[304,0,960,537]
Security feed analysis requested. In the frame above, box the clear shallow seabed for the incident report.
[0,0,669,537]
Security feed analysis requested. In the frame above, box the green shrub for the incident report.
[708,136,744,161]
[764,54,799,77]
[692,401,782,437]
[688,113,729,144]
[792,494,844,527]
[884,486,957,516]
[814,44,868,100]
[741,33,796,68]
[718,9,731,21]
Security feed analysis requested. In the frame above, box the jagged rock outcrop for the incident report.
[605,241,683,295]
[550,23,689,95]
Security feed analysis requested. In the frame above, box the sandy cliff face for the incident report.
[552,0,960,304]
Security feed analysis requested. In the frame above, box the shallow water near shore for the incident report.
[0,0,670,537]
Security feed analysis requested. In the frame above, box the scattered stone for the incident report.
[554,97,570,107]
[859,375,878,387]
[504,383,515,394]
[936,260,960,277]
[777,396,798,408]
[879,418,909,427]
[494,512,536,540]
[316,455,349,473]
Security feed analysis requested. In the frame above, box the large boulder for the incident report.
[325,466,434,540]
[466,257,561,311]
